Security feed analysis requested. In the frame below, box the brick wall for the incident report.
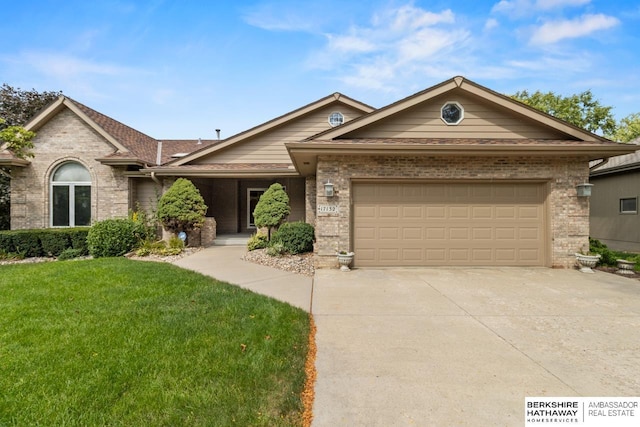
[314,155,590,269]
[10,109,130,229]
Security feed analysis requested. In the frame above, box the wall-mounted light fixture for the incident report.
[576,183,594,197]
[324,181,335,197]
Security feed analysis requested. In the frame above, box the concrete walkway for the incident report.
[173,246,313,312]
[172,247,640,426]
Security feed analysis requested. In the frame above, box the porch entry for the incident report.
[192,177,305,235]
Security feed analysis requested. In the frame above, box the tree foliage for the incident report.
[608,113,640,143]
[156,178,207,233]
[0,84,62,128]
[511,90,617,136]
[253,183,290,239]
[0,84,61,230]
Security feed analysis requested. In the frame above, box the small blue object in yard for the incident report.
[178,231,187,242]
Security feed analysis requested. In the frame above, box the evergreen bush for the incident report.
[156,178,207,233]
[253,183,290,239]
[270,222,315,254]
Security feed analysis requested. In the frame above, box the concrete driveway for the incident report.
[311,267,640,426]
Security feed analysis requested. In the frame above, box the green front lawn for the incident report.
[0,259,310,426]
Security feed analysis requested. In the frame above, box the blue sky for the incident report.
[2,0,638,139]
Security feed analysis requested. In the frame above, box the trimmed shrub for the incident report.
[39,230,71,257]
[68,228,90,255]
[11,231,42,257]
[271,221,315,254]
[0,232,15,253]
[157,178,207,233]
[253,183,290,239]
[87,218,141,258]
[247,233,268,251]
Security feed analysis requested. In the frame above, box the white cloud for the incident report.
[307,4,468,91]
[484,18,499,30]
[530,14,620,45]
[15,51,139,79]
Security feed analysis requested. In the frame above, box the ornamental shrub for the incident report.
[11,230,42,257]
[58,248,84,261]
[39,229,71,257]
[253,183,290,239]
[247,232,268,251]
[87,218,141,258]
[270,221,315,254]
[156,178,207,234]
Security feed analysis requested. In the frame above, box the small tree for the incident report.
[253,183,290,239]
[156,178,207,234]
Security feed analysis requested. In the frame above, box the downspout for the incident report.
[150,171,161,186]
[151,140,163,186]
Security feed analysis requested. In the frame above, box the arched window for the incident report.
[51,162,91,227]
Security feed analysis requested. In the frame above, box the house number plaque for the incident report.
[317,205,339,215]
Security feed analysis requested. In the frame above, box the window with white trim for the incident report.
[51,162,92,227]
[328,112,344,127]
[620,197,637,214]
[441,102,464,125]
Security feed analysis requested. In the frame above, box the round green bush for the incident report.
[87,218,144,258]
[270,222,315,254]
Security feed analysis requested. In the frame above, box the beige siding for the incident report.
[132,179,161,214]
[590,172,640,251]
[347,92,568,140]
[194,104,366,164]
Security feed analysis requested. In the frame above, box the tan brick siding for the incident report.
[314,155,590,269]
[10,109,130,229]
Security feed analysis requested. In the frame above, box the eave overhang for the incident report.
[95,157,147,167]
[141,164,300,179]
[0,157,30,167]
[286,140,638,176]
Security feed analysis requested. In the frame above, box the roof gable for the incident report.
[168,92,374,166]
[24,96,161,165]
[309,76,606,143]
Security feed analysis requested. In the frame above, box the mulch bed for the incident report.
[595,266,640,280]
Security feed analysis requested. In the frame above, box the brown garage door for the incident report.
[353,182,547,267]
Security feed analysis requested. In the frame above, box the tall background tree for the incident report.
[0,84,62,229]
[511,90,640,142]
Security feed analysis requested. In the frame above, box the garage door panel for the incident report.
[402,227,423,239]
[379,227,399,239]
[426,206,446,218]
[353,182,546,267]
[449,228,470,239]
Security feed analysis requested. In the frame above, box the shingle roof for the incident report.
[62,98,219,165]
[590,137,640,175]
[66,98,160,164]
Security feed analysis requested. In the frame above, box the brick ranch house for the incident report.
[1,76,635,268]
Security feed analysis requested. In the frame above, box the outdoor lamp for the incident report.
[324,181,335,197]
[576,183,594,197]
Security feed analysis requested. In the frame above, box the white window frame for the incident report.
[620,197,638,214]
[247,188,267,228]
[328,111,344,127]
[440,101,464,125]
[50,162,92,227]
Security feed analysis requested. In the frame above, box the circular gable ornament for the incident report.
[441,102,464,125]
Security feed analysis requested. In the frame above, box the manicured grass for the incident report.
[0,259,310,426]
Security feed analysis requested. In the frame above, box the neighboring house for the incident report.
[590,138,640,252]
[1,76,635,268]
